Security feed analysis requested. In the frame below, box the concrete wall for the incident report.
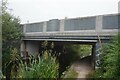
[102,15,118,29]
[26,22,44,32]
[64,17,96,31]
[26,41,39,55]
[23,14,118,34]
[47,19,60,31]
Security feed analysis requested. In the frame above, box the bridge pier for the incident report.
[95,41,103,69]
[91,44,96,70]
[20,40,26,57]
[91,41,103,70]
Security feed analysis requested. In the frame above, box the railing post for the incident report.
[43,21,47,32]
[60,19,65,32]
[23,24,26,33]
[96,15,103,32]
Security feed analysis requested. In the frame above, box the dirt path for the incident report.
[70,56,93,79]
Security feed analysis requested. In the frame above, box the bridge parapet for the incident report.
[22,14,119,37]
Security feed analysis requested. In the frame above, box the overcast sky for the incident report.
[8,0,119,24]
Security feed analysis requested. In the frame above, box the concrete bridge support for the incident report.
[25,41,39,55]
[95,42,102,69]
[91,44,96,70]
[21,40,40,58]
[20,40,26,57]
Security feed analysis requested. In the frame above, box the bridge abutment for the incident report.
[21,40,40,58]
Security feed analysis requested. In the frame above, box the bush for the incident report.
[18,51,59,78]
[90,34,120,78]
[102,35,119,78]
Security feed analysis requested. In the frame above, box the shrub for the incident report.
[101,35,119,78]
[89,34,120,78]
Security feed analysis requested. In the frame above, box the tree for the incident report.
[2,0,22,78]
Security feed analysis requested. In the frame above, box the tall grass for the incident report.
[18,51,59,78]
[0,71,4,79]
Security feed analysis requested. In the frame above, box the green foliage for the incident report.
[61,66,78,78]
[64,44,92,63]
[58,44,92,76]
[78,45,92,57]
[2,0,22,77]
[64,44,80,62]
[86,69,102,78]
[19,52,59,78]
[9,48,20,78]
[91,35,120,78]
[102,35,119,78]
[61,66,70,78]
[64,68,78,78]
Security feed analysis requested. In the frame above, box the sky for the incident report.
[8,0,119,24]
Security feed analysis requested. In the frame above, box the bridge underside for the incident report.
[20,38,101,69]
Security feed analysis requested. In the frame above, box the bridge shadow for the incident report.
[71,55,94,78]
[79,56,92,65]
[73,55,93,69]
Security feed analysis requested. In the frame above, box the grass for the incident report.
[66,68,78,78]
[61,66,78,78]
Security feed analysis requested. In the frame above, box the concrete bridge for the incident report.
[20,13,119,69]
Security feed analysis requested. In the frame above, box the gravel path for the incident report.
[71,56,93,79]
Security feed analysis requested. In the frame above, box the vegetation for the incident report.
[56,44,92,78]
[101,35,119,78]
[2,0,22,78]
[61,66,78,78]
[18,51,59,78]
[89,34,120,78]
[2,1,59,78]
[8,48,20,78]
[1,8,60,76]
[64,44,92,58]
[62,44,91,66]
[2,39,59,78]
[1,0,119,79]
